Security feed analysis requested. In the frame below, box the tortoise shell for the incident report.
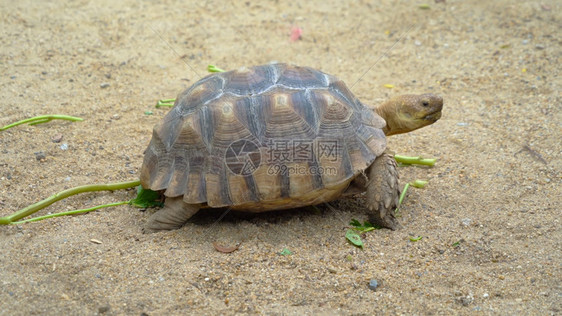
[140,63,387,211]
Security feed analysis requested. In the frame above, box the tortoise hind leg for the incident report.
[144,196,200,233]
[365,152,401,230]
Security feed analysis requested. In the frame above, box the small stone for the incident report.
[60,143,68,151]
[414,40,422,46]
[461,218,472,226]
[535,44,545,50]
[368,279,379,291]
[98,305,110,313]
[51,134,63,143]
[458,295,473,306]
[90,239,102,244]
[34,151,46,161]
[457,122,469,126]
[104,73,111,79]
[483,293,489,298]
[522,39,529,45]
[100,82,110,88]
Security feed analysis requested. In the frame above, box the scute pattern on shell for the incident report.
[140,63,387,210]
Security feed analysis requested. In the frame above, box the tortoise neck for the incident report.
[375,101,397,136]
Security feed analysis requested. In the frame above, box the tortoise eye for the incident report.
[422,100,429,107]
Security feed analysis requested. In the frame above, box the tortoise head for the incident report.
[375,93,443,136]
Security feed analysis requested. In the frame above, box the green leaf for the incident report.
[362,221,375,229]
[349,219,379,233]
[452,241,461,248]
[130,186,162,208]
[346,229,363,248]
[279,248,293,256]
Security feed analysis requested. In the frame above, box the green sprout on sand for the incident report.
[394,155,436,166]
[0,181,162,225]
[345,220,381,248]
[155,98,176,108]
[207,64,226,73]
[1,115,83,131]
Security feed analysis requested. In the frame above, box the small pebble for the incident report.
[414,40,422,46]
[457,122,469,126]
[483,293,489,298]
[51,134,63,143]
[461,218,472,226]
[60,143,68,151]
[98,305,110,313]
[522,39,528,45]
[459,295,473,306]
[34,151,46,161]
[368,279,379,291]
[100,82,110,88]
[90,239,102,244]
[535,44,545,50]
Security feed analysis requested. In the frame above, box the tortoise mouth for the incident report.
[422,110,442,122]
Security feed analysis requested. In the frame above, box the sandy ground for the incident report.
[1,0,560,315]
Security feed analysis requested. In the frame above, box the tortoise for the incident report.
[140,63,443,232]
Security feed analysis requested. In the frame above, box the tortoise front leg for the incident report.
[144,196,200,233]
[365,152,401,230]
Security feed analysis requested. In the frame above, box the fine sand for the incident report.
[1,0,560,314]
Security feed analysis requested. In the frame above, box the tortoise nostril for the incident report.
[422,101,429,107]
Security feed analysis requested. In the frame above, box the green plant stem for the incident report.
[411,179,428,188]
[0,115,83,131]
[155,99,175,108]
[0,180,140,225]
[11,201,130,224]
[395,182,410,214]
[394,154,436,166]
[207,64,225,72]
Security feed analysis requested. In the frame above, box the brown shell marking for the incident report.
[140,63,387,210]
